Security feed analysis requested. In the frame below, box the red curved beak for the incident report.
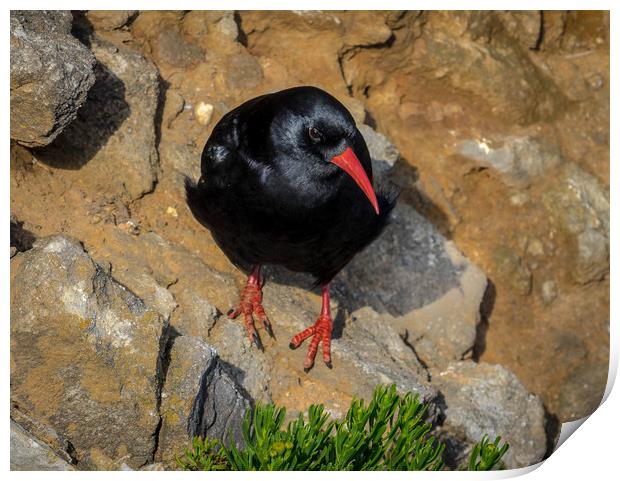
[331,147,379,214]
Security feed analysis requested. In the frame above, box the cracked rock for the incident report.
[435,361,547,469]
[10,10,96,147]
[10,235,169,469]
[159,335,251,466]
[10,421,74,471]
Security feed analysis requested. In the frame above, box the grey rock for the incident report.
[35,40,160,201]
[359,123,400,178]
[434,361,547,469]
[11,235,169,469]
[10,10,96,147]
[185,343,252,449]
[207,315,274,403]
[335,306,436,403]
[155,30,204,68]
[213,11,239,40]
[10,421,74,471]
[458,136,562,188]
[336,201,487,367]
[543,162,609,283]
[159,335,251,466]
[225,51,263,91]
[159,141,201,190]
[400,243,487,365]
[171,289,219,338]
[337,203,462,316]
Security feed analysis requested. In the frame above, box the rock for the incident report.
[194,101,214,126]
[493,245,533,296]
[10,421,74,471]
[11,236,169,469]
[208,316,274,403]
[159,141,201,190]
[336,203,486,366]
[496,11,543,50]
[457,136,562,188]
[35,40,160,201]
[337,203,461,316]
[336,307,435,402]
[154,29,204,68]
[86,10,137,31]
[224,51,264,91]
[540,280,558,305]
[159,335,251,466]
[543,162,609,284]
[10,10,96,147]
[358,124,400,179]
[435,361,547,469]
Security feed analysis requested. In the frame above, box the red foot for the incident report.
[227,266,274,351]
[289,313,333,371]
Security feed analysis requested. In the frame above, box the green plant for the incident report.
[177,384,509,471]
[467,435,510,471]
[176,437,229,471]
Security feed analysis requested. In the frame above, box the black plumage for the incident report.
[186,86,397,285]
[185,86,397,370]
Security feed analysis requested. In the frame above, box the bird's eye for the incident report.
[308,127,323,143]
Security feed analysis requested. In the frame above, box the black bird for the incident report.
[186,86,397,371]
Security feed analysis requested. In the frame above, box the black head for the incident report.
[249,86,379,213]
[268,87,357,161]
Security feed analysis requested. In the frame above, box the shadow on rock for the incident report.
[10,217,36,254]
[262,199,462,318]
[472,279,496,361]
[389,157,453,239]
[34,61,130,169]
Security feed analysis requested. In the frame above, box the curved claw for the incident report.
[228,268,274,351]
[290,314,332,372]
[263,319,275,339]
[251,332,264,351]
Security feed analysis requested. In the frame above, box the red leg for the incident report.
[289,284,333,372]
[228,265,274,350]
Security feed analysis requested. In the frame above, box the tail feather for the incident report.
[185,176,211,229]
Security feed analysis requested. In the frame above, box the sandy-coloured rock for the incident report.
[11,236,168,469]
[86,10,137,31]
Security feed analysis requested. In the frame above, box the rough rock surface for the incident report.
[435,361,547,469]
[337,202,486,367]
[10,421,74,471]
[11,236,168,469]
[543,162,609,284]
[458,136,562,188]
[35,39,160,201]
[86,10,137,31]
[10,10,96,147]
[359,123,401,179]
[159,335,251,467]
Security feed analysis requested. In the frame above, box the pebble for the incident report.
[195,102,214,126]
